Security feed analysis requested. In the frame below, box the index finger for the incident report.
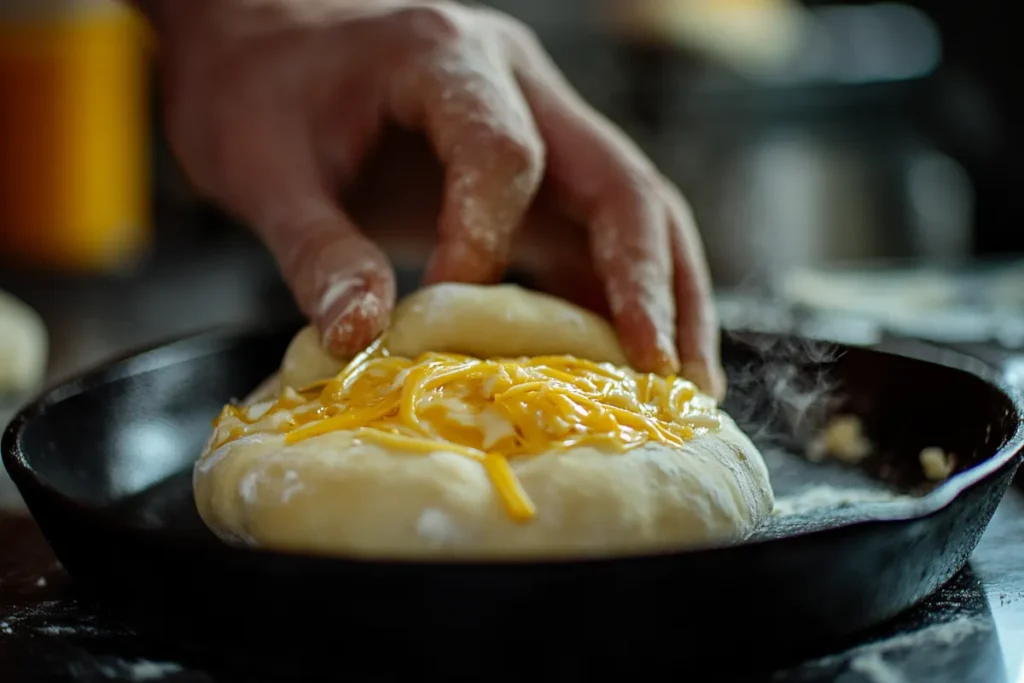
[199,113,396,357]
[665,186,725,400]
[385,10,545,284]
[589,182,680,377]
[498,25,680,376]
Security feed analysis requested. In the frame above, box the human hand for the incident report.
[144,0,725,398]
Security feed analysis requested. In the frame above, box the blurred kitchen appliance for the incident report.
[777,258,1024,349]
[606,3,997,288]
[606,0,808,77]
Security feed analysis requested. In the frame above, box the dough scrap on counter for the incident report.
[0,290,48,395]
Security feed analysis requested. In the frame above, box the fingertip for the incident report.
[631,346,680,378]
[676,302,726,400]
[311,247,396,357]
[423,240,505,285]
[618,311,680,377]
[318,288,392,357]
[681,358,727,402]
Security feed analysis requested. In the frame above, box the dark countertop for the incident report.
[1,481,1021,682]
[2,243,1024,682]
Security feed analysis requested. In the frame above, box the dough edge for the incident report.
[193,411,773,559]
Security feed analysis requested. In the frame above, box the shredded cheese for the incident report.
[919,447,955,482]
[211,340,722,523]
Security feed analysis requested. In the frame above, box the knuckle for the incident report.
[396,4,468,51]
[489,128,545,186]
[501,13,540,46]
[612,235,658,273]
[482,8,541,52]
[603,167,662,223]
[593,174,673,265]
[618,164,662,199]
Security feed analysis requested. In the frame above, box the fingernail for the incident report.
[320,290,386,357]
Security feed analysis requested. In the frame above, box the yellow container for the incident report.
[0,0,152,272]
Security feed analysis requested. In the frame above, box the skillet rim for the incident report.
[3,323,1023,568]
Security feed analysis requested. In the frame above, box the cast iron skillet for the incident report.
[3,325,1023,676]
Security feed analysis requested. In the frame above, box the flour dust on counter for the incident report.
[776,616,995,683]
[0,596,197,682]
[771,485,916,517]
[747,437,918,541]
[769,567,1004,683]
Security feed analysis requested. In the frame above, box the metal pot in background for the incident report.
[656,103,976,289]
[605,3,994,290]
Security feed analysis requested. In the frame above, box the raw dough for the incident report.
[0,290,48,395]
[277,283,629,391]
[194,283,774,559]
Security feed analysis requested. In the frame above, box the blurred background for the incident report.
[1,0,1023,401]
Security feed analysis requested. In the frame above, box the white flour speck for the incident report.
[801,616,992,675]
[125,660,184,680]
[96,660,184,681]
[322,293,383,346]
[239,470,259,503]
[416,508,465,543]
[317,276,361,318]
[35,577,47,587]
[416,286,456,327]
[0,622,12,634]
[860,616,990,653]
[34,625,88,636]
[279,469,304,503]
[772,485,914,517]
[848,652,908,683]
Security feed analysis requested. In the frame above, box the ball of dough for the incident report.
[194,283,774,559]
[277,283,629,390]
[278,325,342,393]
[385,283,629,365]
[194,414,772,558]
[0,290,48,395]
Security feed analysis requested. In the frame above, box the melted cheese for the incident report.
[210,338,722,523]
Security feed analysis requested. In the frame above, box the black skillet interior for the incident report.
[3,325,1023,676]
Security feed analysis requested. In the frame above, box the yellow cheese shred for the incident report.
[211,341,722,523]
[482,453,536,523]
